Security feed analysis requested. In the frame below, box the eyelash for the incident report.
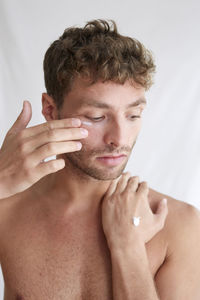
[87,116,141,122]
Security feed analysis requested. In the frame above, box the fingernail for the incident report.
[162,198,167,204]
[80,128,88,136]
[72,118,81,126]
[76,142,82,150]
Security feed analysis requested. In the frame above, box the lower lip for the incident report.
[96,155,126,166]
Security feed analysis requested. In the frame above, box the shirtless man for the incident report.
[0,19,200,300]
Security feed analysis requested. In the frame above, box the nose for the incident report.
[103,119,126,148]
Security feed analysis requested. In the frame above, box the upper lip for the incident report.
[97,154,126,158]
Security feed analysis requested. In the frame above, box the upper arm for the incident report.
[154,203,200,300]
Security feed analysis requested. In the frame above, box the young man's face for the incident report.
[59,78,146,181]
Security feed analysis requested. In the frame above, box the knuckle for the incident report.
[129,176,139,183]
[46,143,55,153]
[47,129,56,139]
[22,157,32,176]
[18,141,28,157]
[131,176,139,181]
[46,121,54,131]
[18,129,26,141]
[130,176,136,181]
[123,171,131,178]
[122,172,129,176]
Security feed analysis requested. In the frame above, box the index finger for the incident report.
[136,181,149,196]
[105,175,122,198]
[22,118,81,139]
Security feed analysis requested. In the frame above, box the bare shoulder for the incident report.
[149,191,200,298]
[149,187,200,232]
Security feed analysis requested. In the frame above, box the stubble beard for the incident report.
[63,141,136,181]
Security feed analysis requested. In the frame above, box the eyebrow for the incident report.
[79,97,147,109]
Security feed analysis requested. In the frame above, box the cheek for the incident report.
[132,119,142,131]
[81,126,103,147]
[81,120,142,146]
[126,122,142,142]
[134,122,142,133]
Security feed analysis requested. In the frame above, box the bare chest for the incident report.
[1,219,166,300]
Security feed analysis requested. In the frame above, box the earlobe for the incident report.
[41,93,58,121]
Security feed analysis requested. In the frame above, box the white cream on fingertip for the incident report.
[81,121,92,126]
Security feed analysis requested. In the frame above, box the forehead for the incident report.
[63,78,146,110]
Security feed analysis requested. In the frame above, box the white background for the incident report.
[0,0,200,297]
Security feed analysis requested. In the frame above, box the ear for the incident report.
[41,93,59,121]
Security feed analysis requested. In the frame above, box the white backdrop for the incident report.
[0,0,200,298]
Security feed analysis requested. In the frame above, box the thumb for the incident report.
[9,100,32,134]
[155,198,168,226]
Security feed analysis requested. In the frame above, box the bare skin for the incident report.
[0,79,200,299]
[0,183,196,300]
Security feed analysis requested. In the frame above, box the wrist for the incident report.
[109,236,146,256]
[110,240,150,275]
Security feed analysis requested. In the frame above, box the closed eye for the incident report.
[86,116,141,122]
[130,116,141,119]
[86,116,104,121]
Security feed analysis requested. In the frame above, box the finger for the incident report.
[155,198,168,228]
[34,158,66,180]
[114,172,132,193]
[9,100,32,135]
[23,127,88,152]
[105,175,122,197]
[135,181,149,196]
[28,141,82,165]
[123,176,140,193]
[21,118,82,139]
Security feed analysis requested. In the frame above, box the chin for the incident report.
[63,152,128,180]
[81,165,127,181]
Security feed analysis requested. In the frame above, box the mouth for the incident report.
[96,154,127,166]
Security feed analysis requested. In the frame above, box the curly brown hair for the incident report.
[43,19,156,110]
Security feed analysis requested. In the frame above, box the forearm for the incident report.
[110,240,160,300]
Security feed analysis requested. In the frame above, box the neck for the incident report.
[31,158,113,219]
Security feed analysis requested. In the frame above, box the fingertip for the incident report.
[137,180,148,189]
[24,100,32,107]
[162,198,168,205]
[72,118,81,126]
[20,100,32,123]
[23,100,28,108]
[22,100,27,113]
